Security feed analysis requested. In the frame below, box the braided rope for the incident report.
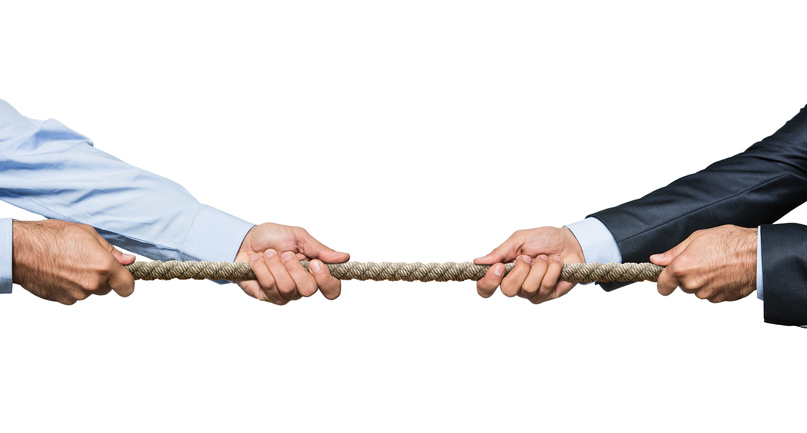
[124,261,663,283]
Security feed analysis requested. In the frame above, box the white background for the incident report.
[1,1,806,432]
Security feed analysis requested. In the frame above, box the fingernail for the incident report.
[281,251,295,261]
[122,253,134,259]
[553,256,562,262]
[250,254,260,261]
[310,260,322,272]
[522,255,532,264]
[264,249,277,258]
[539,255,548,261]
[494,264,504,276]
[651,254,663,260]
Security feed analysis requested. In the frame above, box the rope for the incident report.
[124,260,663,283]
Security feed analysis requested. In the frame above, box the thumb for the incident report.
[650,237,694,266]
[297,230,350,264]
[94,239,135,297]
[110,247,136,265]
[474,241,519,265]
[90,228,135,265]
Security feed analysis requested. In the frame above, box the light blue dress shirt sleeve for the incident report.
[0,99,254,293]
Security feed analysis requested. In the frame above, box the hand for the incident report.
[12,220,136,305]
[474,227,585,303]
[650,225,757,302]
[234,223,349,305]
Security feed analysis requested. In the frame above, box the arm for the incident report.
[591,104,807,291]
[474,104,807,317]
[0,99,254,264]
[0,99,347,304]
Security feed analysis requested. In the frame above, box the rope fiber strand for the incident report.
[124,261,663,283]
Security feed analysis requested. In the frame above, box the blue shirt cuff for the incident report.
[565,218,622,264]
[757,226,763,300]
[0,218,12,293]
[180,204,255,263]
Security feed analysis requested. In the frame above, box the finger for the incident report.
[294,228,350,263]
[107,258,135,298]
[656,267,679,296]
[520,255,549,298]
[264,249,300,300]
[249,253,281,300]
[650,236,695,266]
[309,259,342,300]
[531,255,564,303]
[93,285,113,296]
[477,263,505,298]
[501,255,532,297]
[281,251,318,297]
[88,228,136,266]
[237,280,289,305]
[110,247,136,265]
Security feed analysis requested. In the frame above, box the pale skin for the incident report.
[12,219,348,305]
[650,224,757,302]
[476,224,757,304]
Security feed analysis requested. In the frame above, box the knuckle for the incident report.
[258,276,276,291]
[82,277,104,292]
[680,274,704,291]
[499,283,516,297]
[521,283,538,297]
[269,295,289,306]
[477,286,493,298]
[302,279,318,296]
[277,280,296,295]
[669,265,686,280]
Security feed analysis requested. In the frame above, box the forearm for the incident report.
[0,99,254,263]
[592,104,807,266]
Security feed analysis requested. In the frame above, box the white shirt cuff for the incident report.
[0,218,12,294]
[757,227,763,300]
[565,218,622,264]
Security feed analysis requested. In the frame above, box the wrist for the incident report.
[11,220,32,286]
[561,226,585,263]
[741,226,758,291]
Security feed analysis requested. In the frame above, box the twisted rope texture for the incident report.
[125,261,663,283]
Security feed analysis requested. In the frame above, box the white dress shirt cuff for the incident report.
[181,205,255,263]
[0,218,12,293]
[757,227,763,300]
[565,218,622,264]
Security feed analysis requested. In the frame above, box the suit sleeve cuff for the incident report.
[180,205,255,263]
[565,218,622,264]
[0,218,12,294]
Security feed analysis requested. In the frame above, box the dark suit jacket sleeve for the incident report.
[589,104,807,325]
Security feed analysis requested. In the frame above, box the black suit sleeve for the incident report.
[760,224,807,325]
[588,104,807,325]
